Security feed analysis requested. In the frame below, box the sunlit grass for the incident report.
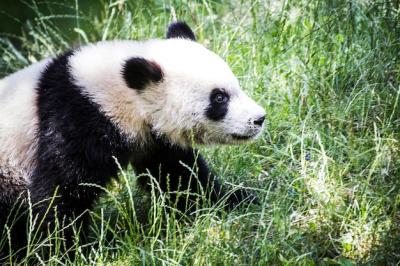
[1,0,400,265]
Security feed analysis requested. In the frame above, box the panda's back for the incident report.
[0,59,50,183]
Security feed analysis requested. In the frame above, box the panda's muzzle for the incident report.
[231,132,258,140]
[231,115,265,140]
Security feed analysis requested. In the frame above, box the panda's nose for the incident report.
[253,115,265,126]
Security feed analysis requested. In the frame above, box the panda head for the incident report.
[121,22,266,146]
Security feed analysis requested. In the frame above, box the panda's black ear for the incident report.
[166,21,196,41]
[122,57,163,91]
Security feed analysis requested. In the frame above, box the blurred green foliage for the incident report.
[0,0,103,44]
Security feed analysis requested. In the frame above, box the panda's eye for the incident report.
[212,91,229,104]
[214,93,227,103]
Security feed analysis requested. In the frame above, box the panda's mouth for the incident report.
[231,132,257,140]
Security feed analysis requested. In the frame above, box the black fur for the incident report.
[0,170,27,259]
[134,136,255,212]
[135,136,222,211]
[122,57,163,91]
[166,21,196,41]
[205,88,230,121]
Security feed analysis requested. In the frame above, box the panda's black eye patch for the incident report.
[205,89,230,121]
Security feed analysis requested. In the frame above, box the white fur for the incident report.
[0,59,50,180]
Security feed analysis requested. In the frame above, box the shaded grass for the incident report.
[1,0,400,264]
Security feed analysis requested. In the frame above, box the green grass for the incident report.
[1,0,400,265]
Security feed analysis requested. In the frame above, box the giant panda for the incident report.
[0,22,265,254]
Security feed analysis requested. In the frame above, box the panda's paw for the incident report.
[225,189,260,209]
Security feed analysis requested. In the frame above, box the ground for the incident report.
[0,0,399,265]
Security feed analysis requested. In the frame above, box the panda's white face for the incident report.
[142,39,266,146]
[69,23,265,147]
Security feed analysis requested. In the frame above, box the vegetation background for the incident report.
[0,0,399,265]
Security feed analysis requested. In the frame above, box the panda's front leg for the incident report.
[29,167,94,251]
[133,139,258,213]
